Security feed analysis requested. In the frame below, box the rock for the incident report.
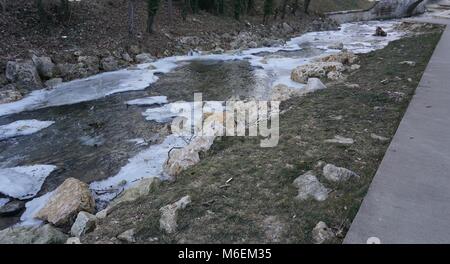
[70,211,97,237]
[293,171,329,201]
[35,178,95,227]
[0,84,22,104]
[66,237,81,244]
[117,228,136,243]
[0,200,25,216]
[323,164,359,182]
[374,26,387,37]
[248,41,258,49]
[100,56,118,71]
[77,56,100,75]
[270,84,303,101]
[122,52,133,62]
[317,51,358,65]
[327,71,344,81]
[31,55,56,79]
[305,78,327,92]
[350,64,361,71]
[109,177,160,209]
[56,63,78,79]
[95,209,108,219]
[370,133,389,142]
[282,22,294,34]
[128,45,140,55]
[0,224,68,244]
[312,221,335,244]
[345,83,360,89]
[159,195,191,234]
[163,146,201,177]
[44,78,63,88]
[5,60,42,89]
[327,42,344,50]
[399,61,416,67]
[135,53,155,63]
[291,62,344,83]
[324,135,354,145]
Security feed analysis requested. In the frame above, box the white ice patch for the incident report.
[126,96,168,106]
[142,101,194,123]
[0,165,57,200]
[19,191,54,226]
[0,120,54,140]
[0,198,9,207]
[126,138,148,146]
[90,134,188,203]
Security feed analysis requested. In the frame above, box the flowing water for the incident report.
[0,20,405,229]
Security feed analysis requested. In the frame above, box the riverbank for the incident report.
[81,25,444,244]
[0,0,340,104]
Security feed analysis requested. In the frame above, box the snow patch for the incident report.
[126,96,168,106]
[0,165,57,200]
[0,120,54,140]
[19,191,54,226]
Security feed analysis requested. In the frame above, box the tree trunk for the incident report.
[128,0,136,36]
[37,0,47,23]
[147,0,160,33]
[304,0,311,14]
[281,0,288,19]
[292,0,299,15]
[167,0,173,21]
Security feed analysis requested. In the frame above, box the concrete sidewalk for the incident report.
[345,18,450,244]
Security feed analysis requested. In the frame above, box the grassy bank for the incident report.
[84,26,443,244]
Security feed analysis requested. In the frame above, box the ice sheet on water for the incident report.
[126,96,168,106]
[0,198,9,207]
[0,165,57,200]
[90,134,188,204]
[0,120,54,140]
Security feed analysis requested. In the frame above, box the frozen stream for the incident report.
[0,20,404,228]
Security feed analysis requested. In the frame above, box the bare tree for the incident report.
[281,0,289,19]
[292,0,299,15]
[304,0,311,14]
[0,0,6,13]
[168,0,173,21]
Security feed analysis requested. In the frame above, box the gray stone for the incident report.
[44,78,63,88]
[0,84,22,104]
[305,78,327,92]
[117,228,136,243]
[0,224,68,244]
[100,56,119,71]
[328,42,344,50]
[66,237,81,244]
[70,211,97,237]
[5,60,42,89]
[109,178,160,209]
[282,22,294,34]
[160,195,191,234]
[135,53,155,63]
[370,133,389,142]
[399,60,416,66]
[323,164,360,182]
[122,53,133,62]
[293,171,329,201]
[32,55,56,79]
[312,221,335,244]
[0,200,25,216]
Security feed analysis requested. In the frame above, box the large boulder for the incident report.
[77,56,100,76]
[32,55,56,79]
[293,171,329,202]
[0,224,68,244]
[291,62,344,84]
[70,211,97,237]
[5,60,42,90]
[270,84,303,101]
[35,178,95,227]
[0,200,25,216]
[159,195,191,234]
